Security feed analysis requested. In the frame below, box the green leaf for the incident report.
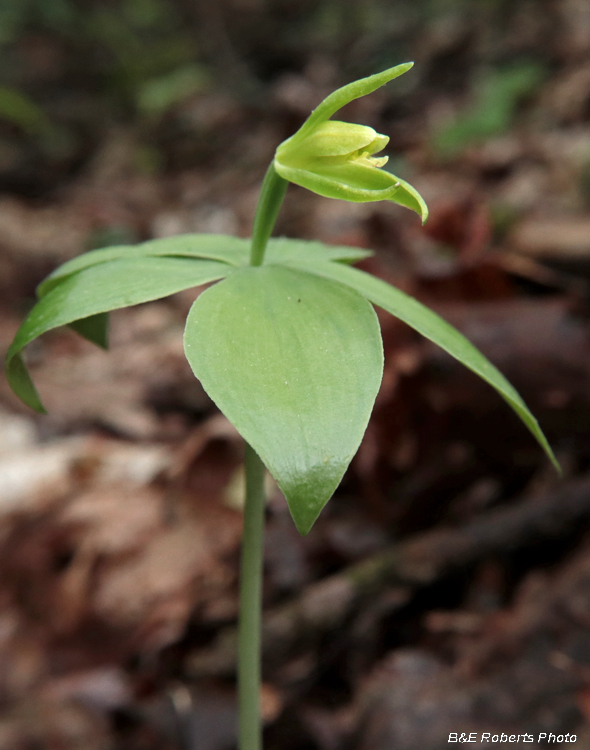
[184,264,384,534]
[280,257,559,472]
[7,257,231,412]
[0,84,53,136]
[69,313,109,349]
[265,238,371,265]
[37,234,249,296]
[38,235,370,296]
[432,63,545,158]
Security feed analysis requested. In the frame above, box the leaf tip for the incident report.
[380,61,414,82]
[547,447,562,476]
[280,462,345,537]
[292,515,315,536]
[6,352,47,413]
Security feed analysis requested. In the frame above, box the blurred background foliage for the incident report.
[0,0,555,195]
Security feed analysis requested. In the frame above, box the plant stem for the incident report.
[238,443,266,750]
[250,162,288,266]
[238,160,287,749]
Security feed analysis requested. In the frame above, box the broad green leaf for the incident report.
[38,235,370,296]
[280,257,559,472]
[7,257,231,412]
[184,264,384,534]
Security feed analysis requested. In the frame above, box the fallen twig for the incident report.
[187,473,590,677]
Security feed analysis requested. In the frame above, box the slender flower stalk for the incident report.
[250,163,288,266]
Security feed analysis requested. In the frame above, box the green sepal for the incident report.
[275,161,428,222]
[288,63,414,145]
[274,162,402,202]
[386,176,429,221]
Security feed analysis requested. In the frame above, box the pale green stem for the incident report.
[239,443,266,750]
[238,163,288,749]
[249,162,288,266]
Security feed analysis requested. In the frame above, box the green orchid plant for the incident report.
[4,63,557,750]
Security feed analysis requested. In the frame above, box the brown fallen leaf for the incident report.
[510,216,590,259]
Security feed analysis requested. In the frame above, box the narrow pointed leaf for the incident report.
[69,313,109,349]
[38,234,248,296]
[281,257,559,471]
[7,257,230,411]
[184,264,384,534]
[265,238,371,265]
[38,235,370,296]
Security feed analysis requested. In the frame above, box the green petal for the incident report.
[316,161,403,190]
[278,121,382,163]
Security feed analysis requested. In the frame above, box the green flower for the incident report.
[274,63,428,223]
